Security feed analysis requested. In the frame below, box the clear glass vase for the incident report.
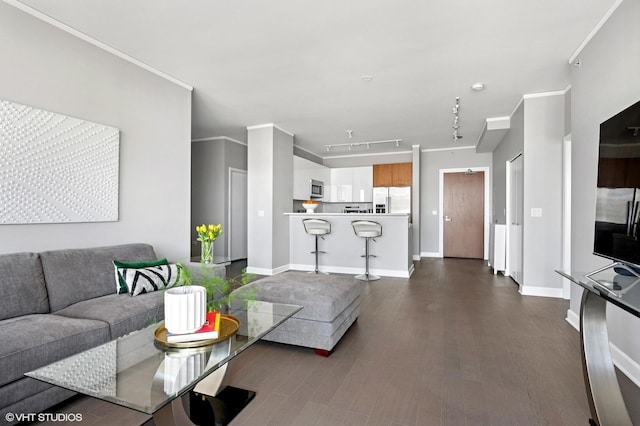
[200,240,213,264]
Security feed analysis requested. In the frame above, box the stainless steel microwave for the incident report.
[310,179,324,199]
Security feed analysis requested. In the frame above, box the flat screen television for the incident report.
[594,99,640,271]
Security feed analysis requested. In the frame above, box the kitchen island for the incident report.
[286,213,414,278]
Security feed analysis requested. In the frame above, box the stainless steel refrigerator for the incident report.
[373,187,411,213]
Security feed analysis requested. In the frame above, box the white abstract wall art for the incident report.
[0,99,119,224]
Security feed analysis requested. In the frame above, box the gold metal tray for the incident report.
[154,314,240,349]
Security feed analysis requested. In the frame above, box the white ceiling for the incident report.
[14,0,616,158]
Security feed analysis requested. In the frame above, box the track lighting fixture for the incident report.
[452,97,462,141]
[325,139,403,152]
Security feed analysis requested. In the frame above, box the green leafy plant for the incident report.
[176,263,255,312]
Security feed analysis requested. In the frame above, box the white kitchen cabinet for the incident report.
[293,156,329,200]
[489,224,506,274]
[352,167,373,202]
[293,156,309,200]
[329,168,353,202]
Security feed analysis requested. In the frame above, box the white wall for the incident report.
[0,3,192,260]
[569,0,640,371]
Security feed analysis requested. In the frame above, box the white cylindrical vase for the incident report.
[164,286,207,334]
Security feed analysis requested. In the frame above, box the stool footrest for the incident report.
[355,273,380,281]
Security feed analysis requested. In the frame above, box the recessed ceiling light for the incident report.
[361,75,373,82]
[471,82,485,91]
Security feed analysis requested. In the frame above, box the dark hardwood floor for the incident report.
[31,258,640,425]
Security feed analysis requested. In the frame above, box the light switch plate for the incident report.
[531,208,542,217]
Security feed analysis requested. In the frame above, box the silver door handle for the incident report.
[444,216,452,222]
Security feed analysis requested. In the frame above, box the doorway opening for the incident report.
[439,167,490,259]
[228,168,247,261]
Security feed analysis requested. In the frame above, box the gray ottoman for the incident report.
[230,271,362,356]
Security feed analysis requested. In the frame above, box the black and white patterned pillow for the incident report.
[113,258,169,294]
[117,264,182,297]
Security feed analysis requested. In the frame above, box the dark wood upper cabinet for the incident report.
[373,162,412,187]
[598,157,640,188]
[625,158,640,188]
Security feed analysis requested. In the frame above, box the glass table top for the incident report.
[188,255,231,266]
[558,265,640,319]
[26,301,301,415]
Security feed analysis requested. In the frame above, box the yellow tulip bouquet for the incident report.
[196,224,222,264]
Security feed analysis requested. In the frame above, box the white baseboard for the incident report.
[420,251,441,258]
[563,310,640,389]
[566,308,580,331]
[413,255,421,261]
[518,285,564,298]
[408,263,415,277]
[288,263,411,278]
[245,264,289,276]
[610,343,640,389]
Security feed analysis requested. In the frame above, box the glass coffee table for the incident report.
[26,301,302,426]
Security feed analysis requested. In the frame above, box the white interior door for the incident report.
[229,168,247,260]
[508,154,524,285]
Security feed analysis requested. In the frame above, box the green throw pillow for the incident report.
[116,263,182,297]
[113,258,168,294]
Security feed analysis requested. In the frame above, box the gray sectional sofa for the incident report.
[0,243,223,423]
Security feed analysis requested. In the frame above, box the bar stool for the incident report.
[351,220,382,281]
[302,219,331,274]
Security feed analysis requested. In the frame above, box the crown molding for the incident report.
[246,123,295,137]
[3,0,193,91]
[191,136,247,146]
[568,0,624,65]
[421,145,475,153]
[321,150,412,160]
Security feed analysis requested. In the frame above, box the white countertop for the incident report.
[285,212,410,216]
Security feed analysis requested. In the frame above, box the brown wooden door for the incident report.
[443,171,484,258]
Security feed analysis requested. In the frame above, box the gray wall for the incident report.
[0,3,192,260]
[322,152,412,168]
[420,147,493,254]
[293,146,323,165]
[522,94,564,290]
[569,0,640,359]
[491,94,565,293]
[492,102,524,225]
[247,125,293,273]
[273,128,294,268]
[191,138,247,257]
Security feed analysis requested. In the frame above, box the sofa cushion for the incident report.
[117,263,181,296]
[0,314,110,387]
[54,291,165,339]
[114,258,169,294]
[40,244,157,312]
[0,253,49,321]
